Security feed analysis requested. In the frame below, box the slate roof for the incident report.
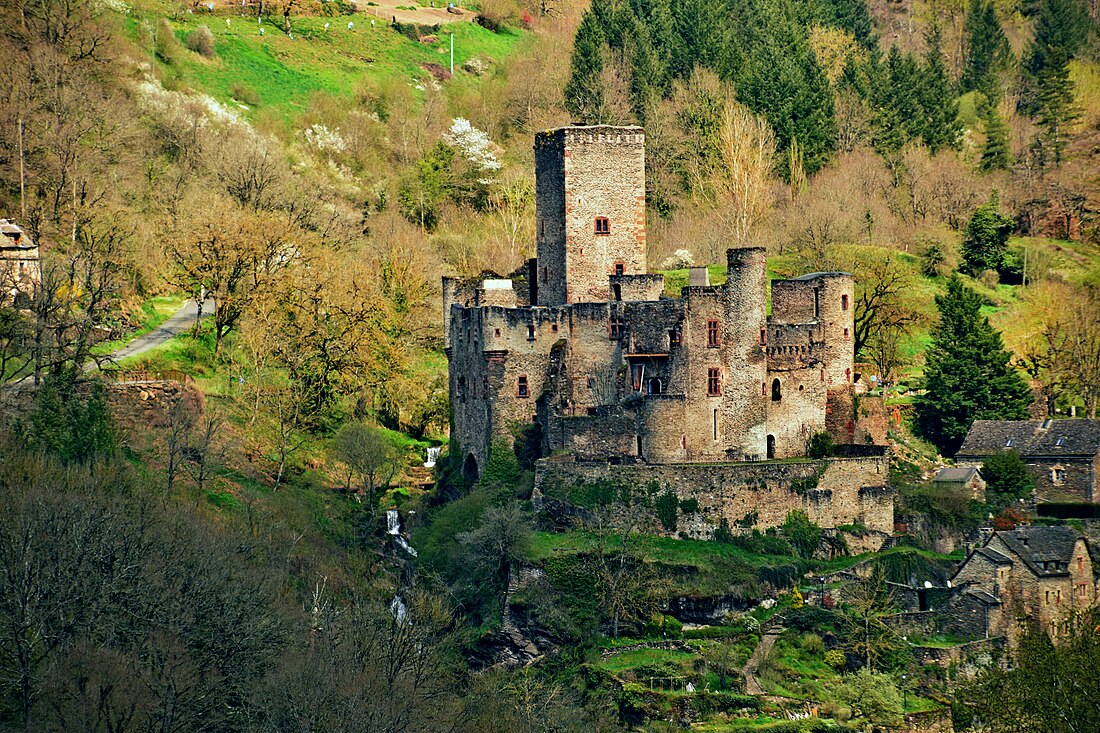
[956,420,1100,458]
[974,546,1012,565]
[934,467,980,483]
[966,589,1001,606]
[788,271,853,281]
[995,526,1083,577]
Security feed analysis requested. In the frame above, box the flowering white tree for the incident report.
[443,117,501,176]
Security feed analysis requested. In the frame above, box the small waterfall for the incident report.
[423,445,441,468]
[389,595,408,623]
[386,509,418,556]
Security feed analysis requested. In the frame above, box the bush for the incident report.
[186,25,216,57]
[154,19,183,64]
[782,509,822,558]
[801,633,825,654]
[807,432,834,458]
[825,648,847,670]
[230,83,261,106]
[656,489,678,532]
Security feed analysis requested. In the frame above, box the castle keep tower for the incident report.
[534,126,646,306]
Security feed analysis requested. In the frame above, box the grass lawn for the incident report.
[126,6,527,122]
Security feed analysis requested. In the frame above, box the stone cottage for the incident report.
[0,219,40,305]
[956,419,1100,504]
[933,466,986,501]
[948,525,1096,645]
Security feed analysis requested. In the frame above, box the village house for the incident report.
[0,219,40,305]
[956,419,1100,504]
[947,525,1097,645]
[933,466,986,501]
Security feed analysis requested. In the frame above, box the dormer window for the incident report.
[1042,418,1053,429]
[1056,437,1066,447]
[595,217,610,235]
[1005,438,1015,448]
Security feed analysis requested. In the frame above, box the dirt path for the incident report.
[743,627,784,696]
[356,1,474,25]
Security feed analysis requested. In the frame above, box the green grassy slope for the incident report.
[128,8,526,119]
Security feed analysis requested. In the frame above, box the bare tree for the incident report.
[334,421,399,509]
[182,411,224,496]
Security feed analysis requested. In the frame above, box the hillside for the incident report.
[2,0,1100,729]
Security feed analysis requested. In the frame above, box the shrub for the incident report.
[807,432,834,458]
[230,83,261,106]
[782,509,822,558]
[801,633,825,654]
[186,25,216,57]
[679,497,699,514]
[154,19,182,64]
[825,648,847,670]
[656,489,678,532]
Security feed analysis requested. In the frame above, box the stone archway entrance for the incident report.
[766,434,776,460]
[462,454,479,483]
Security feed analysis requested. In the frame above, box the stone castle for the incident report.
[444,125,861,481]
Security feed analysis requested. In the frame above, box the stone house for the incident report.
[444,126,860,482]
[0,219,40,305]
[948,525,1096,645]
[933,466,986,501]
[956,419,1100,504]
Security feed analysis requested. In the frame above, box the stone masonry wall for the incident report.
[535,126,645,305]
[534,455,893,537]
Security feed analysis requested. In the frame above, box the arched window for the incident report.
[647,378,663,395]
[771,378,782,401]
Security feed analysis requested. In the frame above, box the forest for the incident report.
[0,0,1099,728]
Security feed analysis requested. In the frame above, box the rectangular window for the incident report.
[527,324,536,341]
[669,329,680,347]
[614,261,624,275]
[609,314,625,340]
[595,217,610,235]
[713,409,719,441]
[760,329,766,344]
[631,364,643,391]
[841,294,849,311]
[707,320,720,348]
[517,375,529,398]
[707,368,721,396]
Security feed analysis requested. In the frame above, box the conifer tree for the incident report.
[961,0,1012,102]
[961,190,1014,274]
[979,108,1012,171]
[916,277,1033,456]
[919,25,962,152]
[564,11,607,124]
[1021,0,1088,165]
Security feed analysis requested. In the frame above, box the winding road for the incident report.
[101,299,213,365]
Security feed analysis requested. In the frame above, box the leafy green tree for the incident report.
[842,565,904,673]
[564,11,607,123]
[979,108,1013,171]
[829,668,903,723]
[457,502,533,613]
[783,509,823,558]
[29,377,115,463]
[961,0,1012,102]
[960,191,1014,275]
[958,610,1100,731]
[982,449,1036,505]
[916,277,1033,455]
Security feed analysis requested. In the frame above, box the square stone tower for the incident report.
[534,125,646,306]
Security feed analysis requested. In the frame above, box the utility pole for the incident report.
[17,117,25,218]
[450,33,454,76]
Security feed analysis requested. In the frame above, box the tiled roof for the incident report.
[957,420,1100,458]
[966,589,1001,605]
[934,467,980,483]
